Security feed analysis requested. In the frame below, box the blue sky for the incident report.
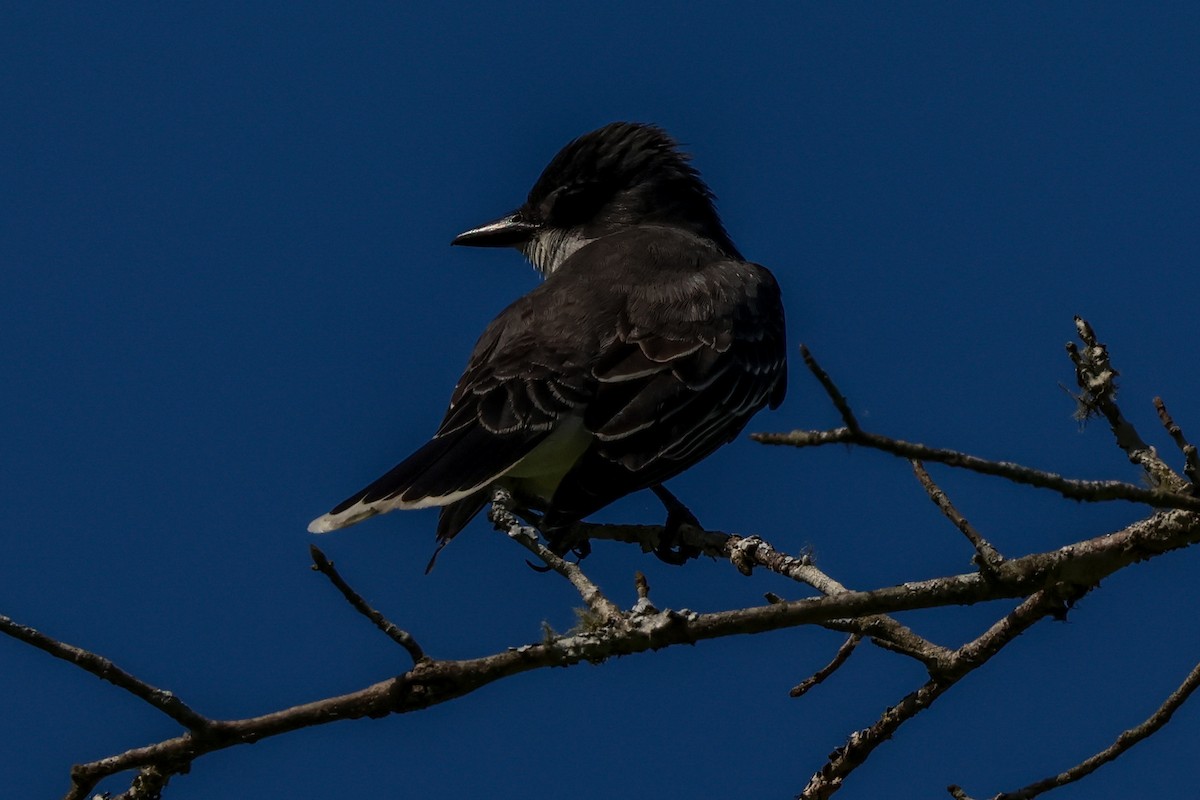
[4,3,1200,798]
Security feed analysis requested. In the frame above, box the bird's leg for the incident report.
[544,524,591,561]
[649,484,703,565]
[538,510,592,562]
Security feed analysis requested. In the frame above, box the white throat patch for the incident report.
[523,229,594,275]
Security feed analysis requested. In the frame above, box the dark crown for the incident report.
[521,122,738,255]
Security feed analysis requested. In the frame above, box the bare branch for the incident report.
[753,426,1200,513]
[581,522,953,670]
[310,545,427,664]
[801,343,860,432]
[911,460,1004,573]
[0,614,209,732]
[791,634,861,697]
[727,534,955,671]
[984,659,1200,800]
[757,333,1200,512]
[54,507,1200,798]
[1066,317,1184,490]
[801,589,1070,799]
[1155,396,1200,490]
[488,489,626,626]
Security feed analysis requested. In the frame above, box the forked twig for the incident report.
[802,589,1070,800]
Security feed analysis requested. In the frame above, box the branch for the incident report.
[964,659,1200,800]
[310,545,427,664]
[1065,316,1184,490]
[0,614,209,732]
[54,506,1200,798]
[488,489,626,626]
[753,427,1200,512]
[911,460,1005,573]
[1155,396,1200,490]
[791,634,861,697]
[753,339,1200,513]
[581,522,954,670]
[802,588,1071,799]
[801,343,860,433]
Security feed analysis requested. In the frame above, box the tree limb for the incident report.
[802,588,1071,799]
[59,507,1200,798]
[0,614,209,732]
[911,459,1004,573]
[791,634,861,697]
[953,658,1200,800]
[310,545,428,664]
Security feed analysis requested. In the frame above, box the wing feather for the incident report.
[547,246,788,522]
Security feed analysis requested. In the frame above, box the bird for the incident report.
[308,122,787,569]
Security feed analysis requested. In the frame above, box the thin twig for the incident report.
[801,344,860,432]
[488,490,625,625]
[309,546,427,664]
[791,634,861,697]
[1155,396,1200,490]
[0,614,209,732]
[911,460,1004,573]
[983,659,1200,800]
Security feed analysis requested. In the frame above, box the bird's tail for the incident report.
[307,426,538,534]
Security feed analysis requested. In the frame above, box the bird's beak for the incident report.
[451,212,539,248]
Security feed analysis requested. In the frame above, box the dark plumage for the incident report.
[309,122,787,568]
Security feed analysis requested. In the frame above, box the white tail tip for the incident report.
[307,515,340,534]
[307,503,382,534]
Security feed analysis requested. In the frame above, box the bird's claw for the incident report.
[654,505,703,565]
[540,527,592,564]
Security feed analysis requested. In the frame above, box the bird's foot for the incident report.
[654,505,703,565]
[546,526,592,561]
[650,485,703,565]
[523,523,590,573]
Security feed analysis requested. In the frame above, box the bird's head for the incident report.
[452,122,737,274]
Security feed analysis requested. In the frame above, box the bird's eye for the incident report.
[544,183,606,225]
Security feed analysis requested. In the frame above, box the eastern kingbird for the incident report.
[309,122,787,567]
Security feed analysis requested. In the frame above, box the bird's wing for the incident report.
[308,295,593,534]
[548,252,787,522]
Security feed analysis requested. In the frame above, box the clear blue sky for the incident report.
[4,4,1199,798]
